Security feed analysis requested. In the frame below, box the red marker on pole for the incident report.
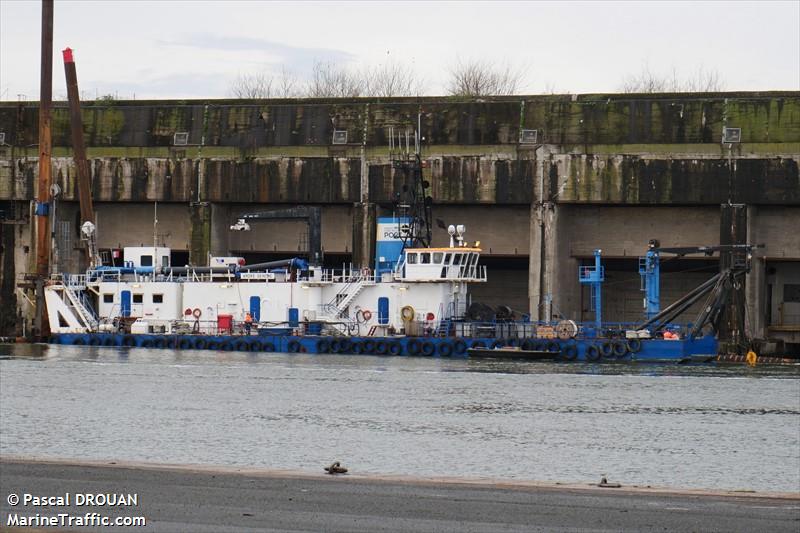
[62,47,74,63]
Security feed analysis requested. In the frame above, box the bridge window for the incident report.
[152,294,164,304]
[420,252,431,264]
[140,255,153,267]
[103,293,113,303]
[407,252,418,264]
[133,294,143,304]
[453,254,462,265]
[444,253,452,264]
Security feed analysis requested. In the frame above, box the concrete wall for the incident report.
[1,92,798,345]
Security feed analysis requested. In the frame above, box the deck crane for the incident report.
[62,47,98,268]
[637,242,763,342]
[230,206,322,266]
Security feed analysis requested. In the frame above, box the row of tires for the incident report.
[55,334,642,359]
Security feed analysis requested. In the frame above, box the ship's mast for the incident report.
[389,113,432,250]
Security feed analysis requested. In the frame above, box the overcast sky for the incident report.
[1,0,798,100]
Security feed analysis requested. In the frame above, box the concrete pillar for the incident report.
[352,203,376,269]
[352,104,375,269]
[189,203,211,266]
[209,203,229,259]
[745,205,765,339]
[719,203,748,346]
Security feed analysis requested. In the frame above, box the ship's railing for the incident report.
[65,273,87,289]
[423,319,696,340]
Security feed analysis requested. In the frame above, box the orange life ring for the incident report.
[192,308,202,319]
[362,310,372,321]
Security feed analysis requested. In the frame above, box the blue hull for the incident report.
[49,333,718,362]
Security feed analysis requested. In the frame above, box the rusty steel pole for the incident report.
[63,47,95,227]
[35,0,54,277]
[32,0,54,340]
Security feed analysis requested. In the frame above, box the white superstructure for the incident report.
[44,244,486,336]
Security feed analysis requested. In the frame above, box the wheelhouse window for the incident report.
[103,293,113,303]
[420,252,431,264]
[133,294,143,303]
[407,252,418,264]
[140,255,153,267]
[152,294,164,304]
[453,254,462,265]
[444,253,452,264]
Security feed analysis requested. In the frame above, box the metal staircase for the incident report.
[63,275,98,330]
[323,273,374,319]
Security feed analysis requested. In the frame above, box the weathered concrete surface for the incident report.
[1,93,798,342]
[2,459,798,533]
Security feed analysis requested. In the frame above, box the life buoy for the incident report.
[746,350,758,366]
[192,308,202,319]
[401,305,415,322]
[627,338,642,353]
[389,342,402,356]
[362,340,376,354]
[362,310,373,322]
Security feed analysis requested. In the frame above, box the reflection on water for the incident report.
[1,343,799,492]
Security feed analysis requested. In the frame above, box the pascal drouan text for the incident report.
[19,493,138,507]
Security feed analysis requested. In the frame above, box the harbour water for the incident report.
[1,344,798,493]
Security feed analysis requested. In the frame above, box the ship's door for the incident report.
[121,290,131,317]
[378,297,389,325]
[249,296,261,322]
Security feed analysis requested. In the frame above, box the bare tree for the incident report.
[620,66,725,93]
[230,72,273,98]
[446,58,525,97]
[364,61,426,97]
[306,61,365,98]
[229,67,301,99]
